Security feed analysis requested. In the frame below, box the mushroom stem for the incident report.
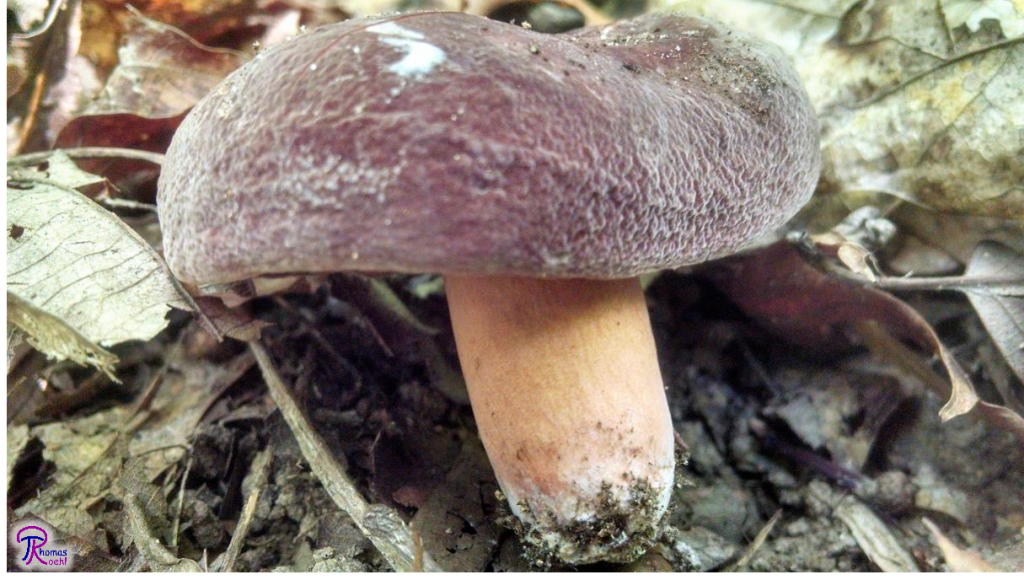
[444,274,675,563]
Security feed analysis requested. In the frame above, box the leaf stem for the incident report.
[9,147,165,166]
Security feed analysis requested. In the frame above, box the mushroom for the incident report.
[157,12,820,564]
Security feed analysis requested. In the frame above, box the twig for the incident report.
[249,341,441,572]
[830,264,1023,295]
[124,492,202,572]
[9,147,166,167]
[728,510,781,571]
[870,274,1024,294]
[170,453,194,549]
[222,447,272,572]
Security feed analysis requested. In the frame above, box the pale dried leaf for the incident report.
[8,150,106,189]
[7,292,119,378]
[7,324,25,372]
[965,242,1024,382]
[7,169,189,371]
[10,0,52,31]
[17,418,130,537]
[837,243,878,282]
[923,517,998,572]
[834,495,919,572]
[942,0,1024,37]
[656,0,1024,218]
[7,424,31,489]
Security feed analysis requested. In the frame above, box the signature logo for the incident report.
[9,518,73,571]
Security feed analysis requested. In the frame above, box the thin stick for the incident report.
[831,267,1023,294]
[222,447,271,572]
[170,453,194,549]
[249,341,440,572]
[9,147,166,166]
[872,275,1023,293]
[728,510,781,571]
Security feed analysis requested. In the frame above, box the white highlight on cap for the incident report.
[367,22,446,78]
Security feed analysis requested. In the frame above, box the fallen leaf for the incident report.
[7,158,190,376]
[889,204,1024,265]
[17,416,130,537]
[6,323,21,377]
[856,317,1024,442]
[7,424,32,488]
[8,149,107,188]
[87,12,248,119]
[126,361,229,482]
[836,243,878,282]
[194,296,271,342]
[56,11,248,186]
[705,242,978,422]
[834,494,918,572]
[923,517,998,572]
[7,292,119,379]
[656,0,1024,218]
[964,242,1024,383]
[10,0,104,155]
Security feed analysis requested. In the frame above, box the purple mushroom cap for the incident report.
[158,11,820,287]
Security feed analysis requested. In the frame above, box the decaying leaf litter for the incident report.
[6,0,1024,572]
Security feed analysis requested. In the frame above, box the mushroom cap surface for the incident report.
[158,11,820,286]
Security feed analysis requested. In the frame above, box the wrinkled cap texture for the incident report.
[158,11,820,286]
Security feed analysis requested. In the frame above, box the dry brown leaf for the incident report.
[7,159,190,375]
[9,0,104,155]
[193,296,271,342]
[656,0,1024,219]
[56,11,247,185]
[88,12,248,119]
[706,242,979,423]
[923,518,998,572]
[80,0,256,71]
